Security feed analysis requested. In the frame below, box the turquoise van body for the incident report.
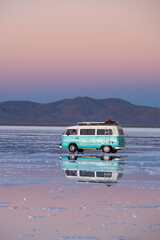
[60,121,125,153]
[60,155,125,171]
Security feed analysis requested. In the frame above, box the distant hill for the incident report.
[0,97,160,126]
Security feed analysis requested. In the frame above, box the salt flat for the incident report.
[0,126,160,240]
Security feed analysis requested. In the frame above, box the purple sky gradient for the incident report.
[0,0,160,107]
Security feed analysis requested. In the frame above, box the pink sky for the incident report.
[0,0,160,106]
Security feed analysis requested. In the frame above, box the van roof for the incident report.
[77,121,119,126]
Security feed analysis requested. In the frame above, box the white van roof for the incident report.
[77,121,119,126]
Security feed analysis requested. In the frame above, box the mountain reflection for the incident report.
[60,155,125,186]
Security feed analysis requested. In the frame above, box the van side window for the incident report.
[97,129,105,135]
[106,129,113,135]
[80,171,94,177]
[80,129,95,135]
[96,172,112,178]
[118,129,124,135]
[97,129,113,135]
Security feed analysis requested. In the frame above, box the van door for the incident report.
[64,128,79,147]
[105,128,111,145]
[96,127,110,148]
[78,128,96,148]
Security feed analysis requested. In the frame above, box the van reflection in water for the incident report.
[60,155,125,186]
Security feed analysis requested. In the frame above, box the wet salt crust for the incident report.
[0,126,160,240]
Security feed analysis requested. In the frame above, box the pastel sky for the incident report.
[0,0,160,107]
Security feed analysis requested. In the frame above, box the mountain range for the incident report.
[0,97,160,126]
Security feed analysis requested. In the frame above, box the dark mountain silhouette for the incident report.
[0,97,160,126]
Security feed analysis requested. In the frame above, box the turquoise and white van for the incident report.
[60,120,125,153]
[60,155,125,184]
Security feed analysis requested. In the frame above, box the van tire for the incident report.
[102,146,111,153]
[69,144,77,153]
[68,155,77,161]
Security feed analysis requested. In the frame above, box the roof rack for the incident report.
[77,121,119,126]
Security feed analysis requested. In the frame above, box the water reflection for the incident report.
[60,155,125,186]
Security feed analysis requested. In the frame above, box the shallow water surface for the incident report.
[0,126,160,240]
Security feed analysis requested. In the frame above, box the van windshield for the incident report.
[65,129,77,135]
[65,170,77,176]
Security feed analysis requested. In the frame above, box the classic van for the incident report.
[60,120,125,153]
[60,155,125,184]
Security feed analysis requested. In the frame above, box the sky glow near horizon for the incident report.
[0,0,160,107]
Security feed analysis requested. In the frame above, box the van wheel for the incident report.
[68,155,77,161]
[102,146,111,153]
[100,156,112,161]
[69,144,77,153]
